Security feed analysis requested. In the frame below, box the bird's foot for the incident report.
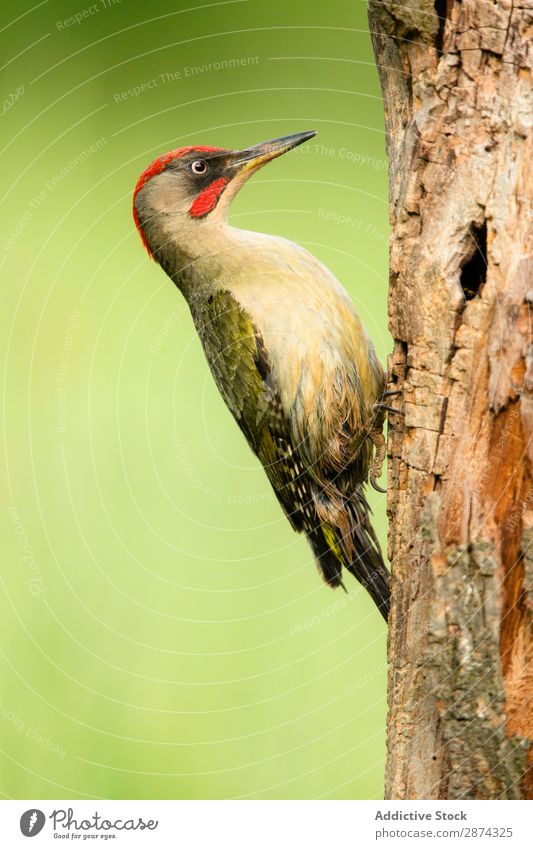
[367,421,387,494]
[366,389,403,493]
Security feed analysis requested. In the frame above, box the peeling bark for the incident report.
[368,0,532,799]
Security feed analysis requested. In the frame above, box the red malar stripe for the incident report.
[189,177,229,218]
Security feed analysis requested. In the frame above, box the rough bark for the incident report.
[368,0,532,799]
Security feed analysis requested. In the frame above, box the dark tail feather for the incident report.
[347,552,390,622]
[345,492,390,621]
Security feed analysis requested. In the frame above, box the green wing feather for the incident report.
[194,289,311,532]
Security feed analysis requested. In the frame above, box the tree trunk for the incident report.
[368,0,532,799]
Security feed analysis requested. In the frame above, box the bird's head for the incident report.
[133,131,316,261]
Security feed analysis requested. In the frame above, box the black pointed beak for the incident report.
[228,131,316,174]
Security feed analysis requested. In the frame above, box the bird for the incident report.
[133,131,391,620]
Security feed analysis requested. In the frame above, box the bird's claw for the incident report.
[375,387,404,419]
[375,402,404,416]
[370,475,387,494]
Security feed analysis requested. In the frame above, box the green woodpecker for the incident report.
[133,131,390,620]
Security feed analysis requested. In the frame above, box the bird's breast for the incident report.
[219,230,383,422]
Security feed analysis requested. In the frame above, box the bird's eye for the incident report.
[190,160,208,175]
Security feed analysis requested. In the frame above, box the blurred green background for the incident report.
[0,0,389,799]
